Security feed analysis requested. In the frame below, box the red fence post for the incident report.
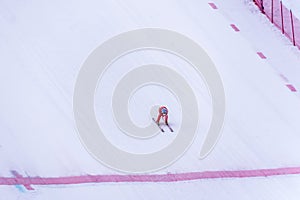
[261,0,265,13]
[290,10,296,46]
[280,1,284,34]
[254,0,264,13]
[271,0,274,23]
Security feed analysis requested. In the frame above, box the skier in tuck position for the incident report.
[152,105,173,132]
[156,106,169,125]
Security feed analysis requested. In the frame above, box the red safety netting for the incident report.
[254,0,300,48]
[254,0,264,11]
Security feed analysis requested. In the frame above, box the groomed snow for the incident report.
[1,0,300,199]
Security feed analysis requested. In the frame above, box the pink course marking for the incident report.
[208,2,218,9]
[230,24,240,32]
[257,52,267,59]
[286,84,297,92]
[10,170,34,190]
[2,166,300,190]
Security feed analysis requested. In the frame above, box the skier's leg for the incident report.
[164,115,168,125]
[156,114,162,124]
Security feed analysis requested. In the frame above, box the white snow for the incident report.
[1,0,300,199]
[282,0,300,18]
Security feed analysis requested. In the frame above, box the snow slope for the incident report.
[1,0,300,199]
[282,0,300,18]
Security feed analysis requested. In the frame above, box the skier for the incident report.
[156,106,169,125]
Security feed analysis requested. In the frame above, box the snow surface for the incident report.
[282,0,300,18]
[1,0,300,199]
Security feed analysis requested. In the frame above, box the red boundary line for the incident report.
[230,24,240,32]
[286,84,297,92]
[10,171,34,190]
[257,52,267,59]
[208,2,218,9]
[3,166,300,190]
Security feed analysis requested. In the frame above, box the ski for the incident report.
[152,118,164,132]
[166,124,174,132]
